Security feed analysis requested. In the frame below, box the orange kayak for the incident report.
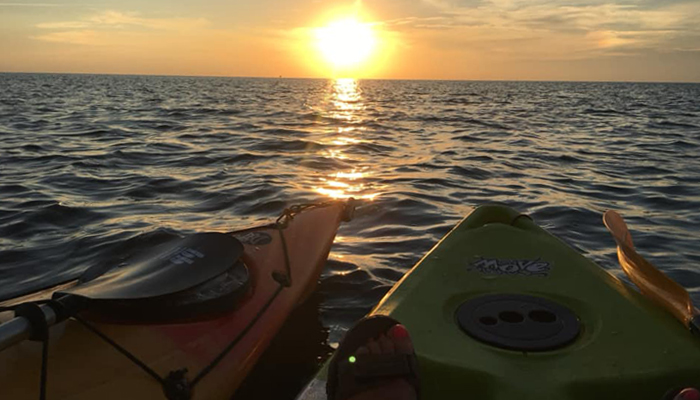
[0,200,353,399]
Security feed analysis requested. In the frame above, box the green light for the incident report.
[348,356,356,363]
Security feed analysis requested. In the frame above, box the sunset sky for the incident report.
[1,0,699,82]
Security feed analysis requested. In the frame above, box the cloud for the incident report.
[85,10,208,30]
[34,10,209,44]
[36,21,91,29]
[386,0,700,59]
[34,30,100,45]
[0,3,70,6]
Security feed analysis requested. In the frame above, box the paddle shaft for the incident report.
[0,304,57,351]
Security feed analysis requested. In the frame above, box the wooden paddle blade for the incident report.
[603,210,695,327]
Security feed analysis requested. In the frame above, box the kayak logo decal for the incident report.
[468,257,551,277]
[234,231,273,246]
[163,247,205,265]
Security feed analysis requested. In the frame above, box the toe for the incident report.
[675,388,700,400]
[378,334,396,354]
[388,324,414,354]
[366,338,382,355]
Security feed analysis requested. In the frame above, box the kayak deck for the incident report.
[298,204,700,400]
[0,201,350,400]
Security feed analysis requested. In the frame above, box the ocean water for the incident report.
[1,73,700,397]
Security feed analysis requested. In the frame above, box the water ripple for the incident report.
[1,75,700,392]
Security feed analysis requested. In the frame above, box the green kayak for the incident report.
[297,204,700,400]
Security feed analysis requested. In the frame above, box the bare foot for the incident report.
[347,324,418,400]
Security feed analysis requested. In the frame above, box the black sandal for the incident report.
[326,315,420,400]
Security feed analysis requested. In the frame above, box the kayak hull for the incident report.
[298,204,700,400]
[0,201,349,399]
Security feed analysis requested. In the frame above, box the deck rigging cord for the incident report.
[0,202,342,400]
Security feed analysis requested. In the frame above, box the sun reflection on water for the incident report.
[330,78,363,119]
[314,78,382,201]
[316,168,380,200]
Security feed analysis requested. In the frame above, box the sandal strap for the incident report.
[340,353,416,380]
[335,353,419,400]
[326,316,420,400]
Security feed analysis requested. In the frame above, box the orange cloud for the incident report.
[34,10,209,45]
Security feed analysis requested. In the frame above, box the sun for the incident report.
[315,18,376,69]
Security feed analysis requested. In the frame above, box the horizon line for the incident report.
[1,70,699,85]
